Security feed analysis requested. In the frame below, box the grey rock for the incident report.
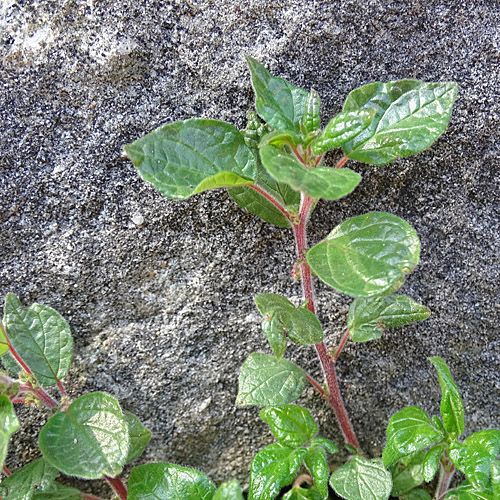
[1,0,498,496]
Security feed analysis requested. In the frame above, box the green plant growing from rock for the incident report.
[0,58,497,500]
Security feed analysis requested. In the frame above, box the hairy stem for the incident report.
[0,320,32,376]
[436,452,455,500]
[333,331,351,361]
[305,373,325,396]
[105,475,127,500]
[248,184,292,223]
[293,194,360,449]
[335,155,348,168]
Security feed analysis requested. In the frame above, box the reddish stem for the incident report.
[82,495,107,500]
[333,331,351,361]
[0,320,32,375]
[436,452,456,500]
[248,184,292,223]
[57,379,67,397]
[293,194,360,449]
[3,465,11,476]
[105,475,127,500]
[305,373,325,396]
[335,155,348,168]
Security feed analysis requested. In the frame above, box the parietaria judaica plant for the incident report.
[0,57,497,500]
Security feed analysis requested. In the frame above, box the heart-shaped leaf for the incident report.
[0,458,58,500]
[249,443,307,500]
[260,145,361,200]
[342,80,458,165]
[383,406,444,467]
[246,56,309,132]
[449,430,500,489]
[128,463,216,500]
[330,456,392,500]
[39,392,129,479]
[124,411,151,464]
[0,395,19,468]
[305,445,329,498]
[311,109,375,154]
[237,353,307,406]
[125,119,257,200]
[307,212,420,297]
[429,357,464,438]
[2,293,73,386]
[348,295,430,342]
[213,479,244,500]
[260,405,318,447]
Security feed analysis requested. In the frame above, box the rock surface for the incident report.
[1,0,498,495]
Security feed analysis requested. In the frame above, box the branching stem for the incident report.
[435,452,456,500]
[305,373,325,396]
[248,184,292,223]
[293,193,360,449]
[333,331,351,361]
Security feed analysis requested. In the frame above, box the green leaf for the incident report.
[0,395,19,468]
[311,109,375,155]
[213,479,244,500]
[329,456,393,500]
[429,357,465,437]
[449,430,500,489]
[283,486,324,500]
[390,450,426,496]
[124,411,151,464]
[260,144,361,200]
[348,295,430,342]
[342,80,458,165]
[249,443,307,500]
[32,483,83,500]
[383,406,444,467]
[128,463,216,500]
[3,294,73,387]
[445,481,496,500]
[255,294,323,355]
[307,212,420,297]
[260,405,318,447]
[400,489,431,500]
[423,443,447,482]
[236,353,307,406]
[246,56,309,132]
[0,458,58,500]
[303,90,321,134]
[309,437,339,455]
[432,415,446,434]
[39,392,129,479]
[491,460,500,498]
[260,130,303,148]
[125,119,257,200]
[305,446,329,499]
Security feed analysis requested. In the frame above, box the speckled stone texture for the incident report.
[1,0,498,496]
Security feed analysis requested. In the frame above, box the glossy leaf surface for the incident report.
[0,395,19,468]
[246,56,309,132]
[260,405,318,447]
[260,144,361,200]
[307,212,420,297]
[3,293,73,386]
[309,437,339,455]
[330,456,392,500]
[311,109,375,154]
[305,445,329,498]
[125,119,257,200]
[383,406,444,467]
[213,479,244,500]
[39,392,129,479]
[423,443,447,482]
[237,353,307,406]
[348,295,430,342]
[128,462,216,500]
[449,430,500,489]
[491,460,500,498]
[445,482,496,500]
[249,443,307,500]
[0,458,58,500]
[429,357,465,437]
[342,80,458,165]
[283,486,323,500]
[401,490,431,500]
[260,130,303,148]
[390,450,426,496]
[124,411,151,464]
[303,90,321,134]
